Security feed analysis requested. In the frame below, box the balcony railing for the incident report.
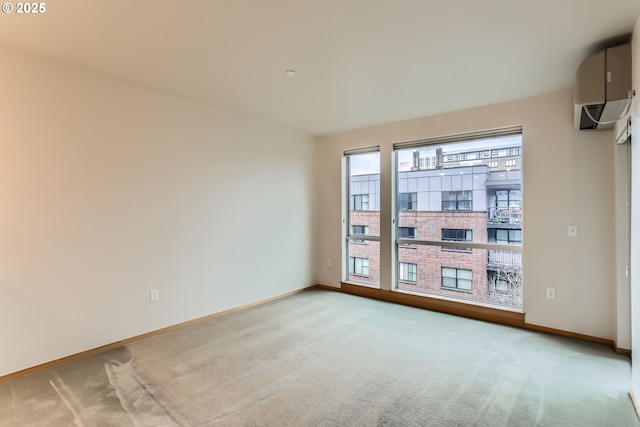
[488,292,522,308]
[487,207,522,225]
[488,250,522,267]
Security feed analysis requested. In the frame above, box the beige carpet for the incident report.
[1,289,638,426]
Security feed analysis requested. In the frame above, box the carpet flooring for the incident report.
[1,289,638,426]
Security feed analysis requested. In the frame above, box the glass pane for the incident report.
[396,133,522,310]
[347,151,380,287]
[458,269,472,280]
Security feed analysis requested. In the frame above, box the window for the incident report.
[351,225,369,235]
[442,191,472,211]
[496,190,521,208]
[398,227,417,239]
[442,267,472,291]
[349,257,369,276]
[495,229,522,244]
[505,159,516,167]
[441,228,472,251]
[442,228,472,242]
[399,192,417,211]
[399,262,417,282]
[394,127,522,309]
[345,149,380,287]
[351,194,370,211]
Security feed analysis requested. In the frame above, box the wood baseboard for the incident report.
[0,286,314,383]
[333,282,525,328]
[616,347,632,356]
[318,283,623,352]
[631,390,640,420]
[522,322,616,348]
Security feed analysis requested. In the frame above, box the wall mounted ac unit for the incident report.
[574,43,631,130]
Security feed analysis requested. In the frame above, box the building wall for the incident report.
[316,89,617,341]
[0,47,316,377]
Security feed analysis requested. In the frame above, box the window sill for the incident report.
[337,282,525,326]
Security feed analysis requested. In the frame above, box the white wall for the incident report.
[316,89,618,341]
[630,14,640,399]
[0,47,316,376]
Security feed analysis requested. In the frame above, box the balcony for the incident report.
[487,207,522,225]
[487,250,522,268]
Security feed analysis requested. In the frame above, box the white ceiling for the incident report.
[0,1,638,135]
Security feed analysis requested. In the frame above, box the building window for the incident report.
[398,227,417,239]
[505,159,516,167]
[442,191,472,211]
[495,229,522,244]
[351,194,369,211]
[442,228,472,242]
[442,267,473,291]
[441,228,472,251]
[399,192,417,211]
[351,225,369,235]
[349,257,369,276]
[496,190,521,208]
[488,161,498,168]
[399,262,417,282]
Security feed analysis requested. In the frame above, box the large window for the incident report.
[345,149,380,287]
[394,127,523,309]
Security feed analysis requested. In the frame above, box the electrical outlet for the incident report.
[546,288,555,299]
[150,289,159,302]
[327,258,332,266]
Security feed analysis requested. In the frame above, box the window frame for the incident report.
[349,257,370,277]
[399,262,417,283]
[393,126,523,310]
[344,147,381,288]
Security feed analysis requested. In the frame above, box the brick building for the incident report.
[348,143,522,308]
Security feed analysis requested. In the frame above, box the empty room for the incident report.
[2,1,640,426]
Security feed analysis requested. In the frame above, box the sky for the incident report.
[350,135,522,175]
